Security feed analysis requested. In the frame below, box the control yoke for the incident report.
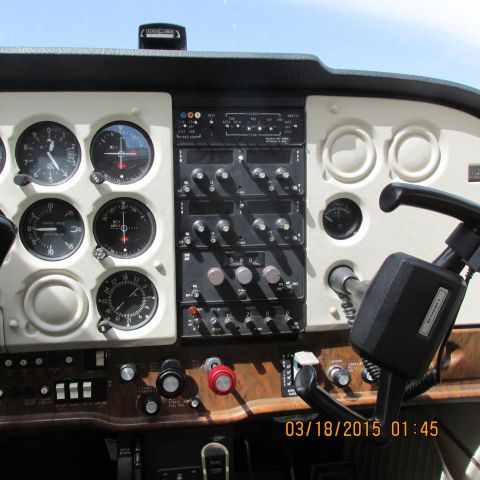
[295,183,480,444]
[0,214,16,269]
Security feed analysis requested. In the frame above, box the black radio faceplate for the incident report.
[174,105,306,339]
[175,147,305,197]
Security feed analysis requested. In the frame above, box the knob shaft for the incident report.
[119,363,138,382]
[235,267,253,285]
[207,267,225,286]
[156,359,186,398]
[207,365,237,395]
[328,366,352,388]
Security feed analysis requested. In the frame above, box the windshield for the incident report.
[2,0,480,89]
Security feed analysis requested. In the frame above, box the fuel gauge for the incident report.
[322,198,363,240]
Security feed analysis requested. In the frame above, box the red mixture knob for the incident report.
[207,365,236,395]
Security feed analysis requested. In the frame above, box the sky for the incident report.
[0,0,479,89]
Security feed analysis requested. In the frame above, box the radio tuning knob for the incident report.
[235,267,253,285]
[217,220,231,233]
[193,220,207,234]
[253,168,267,180]
[276,218,291,231]
[262,265,281,284]
[207,267,225,286]
[276,167,291,180]
[192,168,206,181]
[253,218,267,232]
[216,168,230,180]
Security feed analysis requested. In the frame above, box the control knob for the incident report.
[253,218,267,232]
[193,220,207,234]
[192,168,206,181]
[328,366,352,388]
[142,395,161,415]
[253,168,267,180]
[156,359,186,398]
[262,265,281,284]
[276,218,290,231]
[217,220,231,233]
[276,167,291,180]
[207,267,225,286]
[207,365,237,396]
[119,363,138,382]
[235,266,253,285]
[216,168,230,180]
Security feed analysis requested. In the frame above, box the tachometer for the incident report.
[93,198,155,258]
[322,198,363,240]
[90,122,154,184]
[0,137,6,175]
[15,122,81,185]
[20,199,84,260]
[96,270,158,330]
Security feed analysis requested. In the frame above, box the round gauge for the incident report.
[322,198,363,240]
[0,137,6,175]
[90,122,154,184]
[15,122,81,185]
[96,270,158,330]
[93,198,155,258]
[20,199,84,260]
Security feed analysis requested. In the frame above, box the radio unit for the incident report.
[174,105,306,339]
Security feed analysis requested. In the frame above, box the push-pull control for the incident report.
[253,218,267,232]
[156,359,186,398]
[204,357,236,396]
[328,366,352,388]
[193,220,207,234]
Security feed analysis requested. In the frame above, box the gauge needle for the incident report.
[47,152,60,170]
[121,211,128,243]
[34,227,58,232]
[115,301,125,311]
[129,288,139,298]
[324,215,334,223]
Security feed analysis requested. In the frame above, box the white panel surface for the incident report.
[306,96,480,330]
[0,92,176,351]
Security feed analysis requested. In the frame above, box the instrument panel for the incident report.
[0,84,480,433]
[0,92,176,352]
[0,92,480,355]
